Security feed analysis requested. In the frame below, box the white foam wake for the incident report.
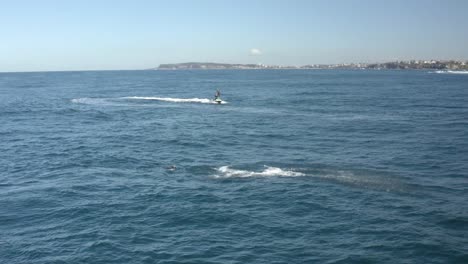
[214,165,305,178]
[123,96,227,104]
[433,70,468,74]
[71,98,108,105]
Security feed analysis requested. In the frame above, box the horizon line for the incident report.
[2,59,468,73]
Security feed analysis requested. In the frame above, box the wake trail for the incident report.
[123,96,227,104]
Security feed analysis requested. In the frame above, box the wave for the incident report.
[433,70,468,74]
[123,96,227,104]
[213,165,305,178]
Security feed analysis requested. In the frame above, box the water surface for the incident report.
[1,70,467,263]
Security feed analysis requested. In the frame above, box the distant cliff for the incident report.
[157,62,264,70]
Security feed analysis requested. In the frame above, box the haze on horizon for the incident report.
[1,0,467,72]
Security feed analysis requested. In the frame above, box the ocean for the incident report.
[1,69,467,263]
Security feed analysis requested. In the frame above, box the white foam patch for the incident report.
[71,98,108,105]
[433,70,468,74]
[123,96,227,104]
[214,165,305,178]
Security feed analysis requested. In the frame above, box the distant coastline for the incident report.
[155,61,468,70]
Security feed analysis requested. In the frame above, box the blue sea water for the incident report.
[0,69,467,263]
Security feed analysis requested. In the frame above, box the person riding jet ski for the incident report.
[214,89,222,104]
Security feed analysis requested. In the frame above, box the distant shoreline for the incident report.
[155,61,468,71]
[2,61,468,73]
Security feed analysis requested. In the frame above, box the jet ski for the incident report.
[214,89,222,104]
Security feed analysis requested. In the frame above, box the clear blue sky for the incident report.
[1,0,467,71]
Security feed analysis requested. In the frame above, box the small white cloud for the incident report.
[250,48,262,55]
